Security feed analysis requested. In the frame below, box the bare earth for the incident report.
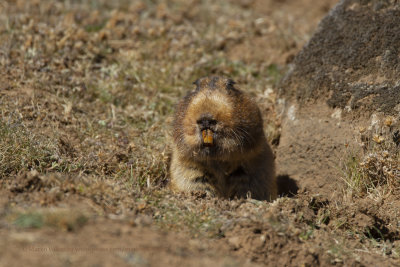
[1,0,400,266]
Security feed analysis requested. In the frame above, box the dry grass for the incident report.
[0,0,283,187]
[0,121,56,178]
[338,116,400,258]
[343,116,400,197]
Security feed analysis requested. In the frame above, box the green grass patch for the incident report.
[12,209,88,231]
[14,212,44,229]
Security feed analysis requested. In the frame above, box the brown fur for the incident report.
[170,76,277,201]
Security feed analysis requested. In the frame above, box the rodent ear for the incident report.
[192,78,201,91]
[226,79,237,90]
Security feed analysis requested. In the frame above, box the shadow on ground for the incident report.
[277,174,299,197]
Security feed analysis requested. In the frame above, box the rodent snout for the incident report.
[196,115,217,131]
[197,114,216,146]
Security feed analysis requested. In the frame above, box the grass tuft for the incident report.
[12,209,88,231]
[342,118,400,197]
[0,121,57,178]
[14,212,44,229]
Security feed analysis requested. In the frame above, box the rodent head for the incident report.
[173,76,265,161]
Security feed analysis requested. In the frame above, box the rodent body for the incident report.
[170,76,277,201]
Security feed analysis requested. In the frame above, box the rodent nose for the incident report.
[196,116,217,130]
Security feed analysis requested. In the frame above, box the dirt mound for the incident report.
[274,4,400,265]
[276,103,356,196]
[279,0,400,115]
[0,207,257,267]
[276,0,400,195]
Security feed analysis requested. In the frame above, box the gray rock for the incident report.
[279,0,400,115]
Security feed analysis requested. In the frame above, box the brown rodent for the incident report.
[170,76,277,201]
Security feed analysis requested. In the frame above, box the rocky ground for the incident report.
[1,0,399,266]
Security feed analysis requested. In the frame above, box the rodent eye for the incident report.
[225,79,240,94]
[192,79,201,92]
